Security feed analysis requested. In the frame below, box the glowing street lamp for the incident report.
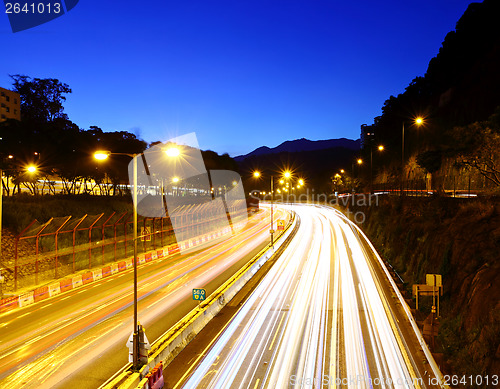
[253,171,261,178]
[93,147,179,369]
[165,146,180,158]
[402,117,424,195]
[370,145,384,193]
[26,165,37,173]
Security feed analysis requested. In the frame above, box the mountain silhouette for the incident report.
[235,138,360,162]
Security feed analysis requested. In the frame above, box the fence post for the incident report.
[88,214,104,270]
[101,213,115,266]
[55,216,72,279]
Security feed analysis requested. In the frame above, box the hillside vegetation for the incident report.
[344,197,500,383]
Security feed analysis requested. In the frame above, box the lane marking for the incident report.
[268,312,286,351]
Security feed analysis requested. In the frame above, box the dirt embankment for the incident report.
[344,196,500,383]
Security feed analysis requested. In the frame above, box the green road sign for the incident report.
[192,288,206,301]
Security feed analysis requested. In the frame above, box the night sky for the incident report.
[0,0,473,156]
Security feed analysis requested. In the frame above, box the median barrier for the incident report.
[60,278,73,292]
[111,263,119,275]
[138,255,146,265]
[125,260,133,270]
[18,291,34,308]
[93,269,103,281]
[167,244,180,255]
[102,266,111,277]
[0,296,19,313]
[72,275,83,288]
[82,271,94,285]
[145,253,152,263]
[156,249,164,258]
[33,285,49,302]
[48,282,61,297]
[106,212,297,389]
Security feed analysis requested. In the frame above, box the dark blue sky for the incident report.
[0,0,473,156]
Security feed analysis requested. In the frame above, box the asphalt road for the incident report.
[0,206,289,389]
[165,204,443,389]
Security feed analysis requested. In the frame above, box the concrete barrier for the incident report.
[111,263,119,275]
[33,285,49,302]
[0,296,19,313]
[18,292,35,308]
[167,244,180,255]
[93,269,103,281]
[48,282,61,297]
[60,278,73,292]
[72,275,83,289]
[138,255,146,265]
[82,271,94,285]
[102,266,111,277]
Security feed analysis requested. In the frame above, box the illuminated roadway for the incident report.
[169,204,443,389]
[0,206,289,389]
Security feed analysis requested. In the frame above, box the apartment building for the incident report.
[0,86,21,122]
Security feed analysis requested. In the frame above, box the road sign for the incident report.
[192,288,206,301]
[277,220,285,231]
[426,274,442,287]
[141,227,151,242]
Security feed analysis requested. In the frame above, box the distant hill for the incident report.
[235,138,360,162]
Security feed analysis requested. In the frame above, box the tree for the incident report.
[451,108,500,187]
[10,74,72,123]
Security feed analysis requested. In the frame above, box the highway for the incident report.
[169,204,442,389]
[0,206,289,389]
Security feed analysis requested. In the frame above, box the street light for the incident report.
[93,146,180,369]
[402,117,424,195]
[370,145,384,193]
[252,170,276,246]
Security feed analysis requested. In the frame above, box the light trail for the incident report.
[176,204,440,389]
[0,206,288,388]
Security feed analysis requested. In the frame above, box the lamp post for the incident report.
[402,117,424,196]
[94,146,179,369]
[253,171,276,246]
[370,145,384,194]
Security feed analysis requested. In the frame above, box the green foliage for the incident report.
[416,150,442,174]
[10,74,72,122]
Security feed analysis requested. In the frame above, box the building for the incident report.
[360,123,375,149]
[0,86,21,122]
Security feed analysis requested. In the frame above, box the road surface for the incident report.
[168,204,442,389]
[0,206,288,389]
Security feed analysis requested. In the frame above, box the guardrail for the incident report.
[101,209,298,389]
